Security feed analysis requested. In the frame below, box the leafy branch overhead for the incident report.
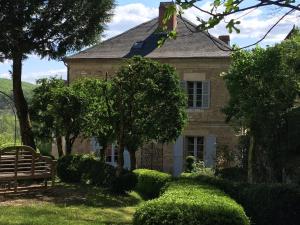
[162,0,300,49]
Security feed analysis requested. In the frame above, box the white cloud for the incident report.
[23,68,67,84]
[0,72,11,79]
[104,3,158,39]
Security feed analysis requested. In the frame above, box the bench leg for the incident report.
[14,181,17,193]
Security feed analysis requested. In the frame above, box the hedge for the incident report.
[133,169,172,199]
[57,154,137,193]
[181,173,300,225]
[133,179,250,225]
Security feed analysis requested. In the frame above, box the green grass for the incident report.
[0,78,35,97]
[0,183,143,225]
[0,78,35,112]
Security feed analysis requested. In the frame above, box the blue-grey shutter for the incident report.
[91,137,100,152]
[123,148,131,170]
[173,136,184,176]
[180,80,187,91]
[202,81,210,109]
[204,135,216,168]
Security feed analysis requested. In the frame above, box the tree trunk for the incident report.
[65,134,72,155]
[116,136,125,177]
[248,135,255,183]
[129,149,137,171]
[56,136,64,157]
[12,55,36,149]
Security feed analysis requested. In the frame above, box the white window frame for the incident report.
[186,136,205,160]
[186,81,210,109]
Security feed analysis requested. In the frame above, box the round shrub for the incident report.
[110,170,138,194]
[133,169,172,199]
[133,180,250,225]
[185,156,196,172]
[57,155,83,183]
[215,167,247,182]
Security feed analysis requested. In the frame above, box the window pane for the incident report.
[187,137,194,156]
[187,82,194,107]
[196,82,202,107]
[196,137,204,160]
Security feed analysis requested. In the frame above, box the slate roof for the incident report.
[67,17,230,60]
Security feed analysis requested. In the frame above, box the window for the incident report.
[105,144,118,164]
[186,136,204,161]
[132,41,144,49]
[186,81,210,108]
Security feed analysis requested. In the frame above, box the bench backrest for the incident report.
[0,145,54,177]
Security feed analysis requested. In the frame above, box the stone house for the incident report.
[62,2,237,176]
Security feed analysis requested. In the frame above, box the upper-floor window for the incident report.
[186,81,210,109]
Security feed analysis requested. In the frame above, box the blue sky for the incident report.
[1,0,299,83]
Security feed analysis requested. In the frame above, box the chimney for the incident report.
[218,35,230,45]
[159,2,177,31]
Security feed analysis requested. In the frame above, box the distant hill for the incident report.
[0,78,36,111]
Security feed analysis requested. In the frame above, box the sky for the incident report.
[0,0,299,84]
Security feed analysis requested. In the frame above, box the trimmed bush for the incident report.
[183,174,300,225]
[185,156,196,172]
[110,170,138,194]
[57,155,83,183]
[133,169,172,199]
[57,154,137,193]
[133,179,250,225]
[215,167,247,182]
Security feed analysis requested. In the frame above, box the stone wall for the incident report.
[64,57,238,174]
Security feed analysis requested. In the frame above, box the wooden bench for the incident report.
[0,145,56,193]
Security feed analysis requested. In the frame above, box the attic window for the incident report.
[132,41,144,49]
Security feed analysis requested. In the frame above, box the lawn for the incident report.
[0,183,143,225]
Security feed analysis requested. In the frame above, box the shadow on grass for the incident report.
[1,183,142,208]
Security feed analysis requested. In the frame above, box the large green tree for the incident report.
[30,78,65,157]
[223,37,300,183]
[0,0,114,148]
[30,77,85,156]
[112,56,187,171]
[72,77,115,161]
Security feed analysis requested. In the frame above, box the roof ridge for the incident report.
[179,16,231,49]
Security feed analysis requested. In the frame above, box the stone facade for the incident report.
[64,57,238,175]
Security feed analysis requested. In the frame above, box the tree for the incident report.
[30,77,85,155]
[30,77,65,157]
[111,56,187,171]
[0,0,114,148]
[164,1,300,49]
[222,36,300,183]
[72,77,115,161]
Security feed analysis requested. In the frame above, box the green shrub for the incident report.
[57,154,137,193]
[133,179,250,225]
[133,169,172,199]
[110,170,138,194]
[215,167,247,182]
[185,156,196,172]
[184,174,300,225]
[57,155,82,183]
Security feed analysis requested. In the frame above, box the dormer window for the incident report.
[132,41,144,49]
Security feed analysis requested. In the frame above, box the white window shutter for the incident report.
[202,81,210,109]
